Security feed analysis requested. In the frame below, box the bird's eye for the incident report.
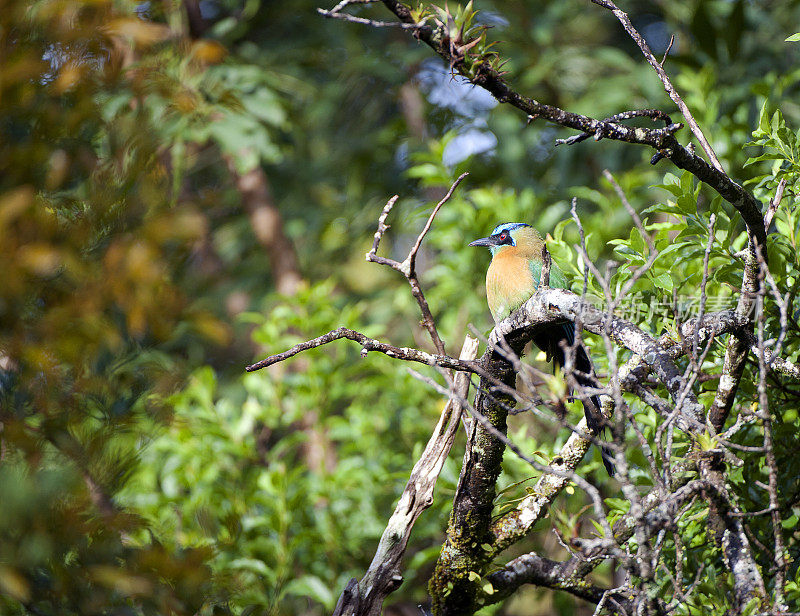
[499,232,507,240]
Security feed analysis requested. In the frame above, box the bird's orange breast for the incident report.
[486,248,537,323]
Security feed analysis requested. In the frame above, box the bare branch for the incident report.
[366,173,469,355]
[555,108,675,147]
[366,194,398,261]
[755,267,789,610]
[317,4,419,28]
[757,347,800,379]
[764,177,787,231]
[486,551,632,609]
[661,34,675,66]
[245,327,478,374]
[404,172,469,277]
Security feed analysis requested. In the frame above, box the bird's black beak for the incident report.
[469,236,497,247]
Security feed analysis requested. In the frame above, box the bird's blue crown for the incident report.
[491,222,530,245]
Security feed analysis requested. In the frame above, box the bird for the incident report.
[469,222,615,475]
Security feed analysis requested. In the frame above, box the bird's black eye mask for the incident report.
[469,223,528,248]
[492,230,514,246]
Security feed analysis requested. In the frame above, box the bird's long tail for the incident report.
[533,324,616,476]
[572,344,616,476]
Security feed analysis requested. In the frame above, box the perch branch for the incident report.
[493,288,705,424]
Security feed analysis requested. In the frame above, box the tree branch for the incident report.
[245,327,479,374]
[493,288,705,424]
[365,172,469,356]
[590,0,724,173]
[487,551,633,609]
[428,340,521,614]
[707,181,787,431]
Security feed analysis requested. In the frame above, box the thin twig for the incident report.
[754,252,789,609]
[404,172,469,277]
[603,169,654,251]
[692,213,717,365]
[317,5,420,28]
[764,177,787,231]
[661,34,675,66]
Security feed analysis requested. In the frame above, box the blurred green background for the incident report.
[2,0,800,614]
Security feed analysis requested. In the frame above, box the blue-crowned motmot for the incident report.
[470,222,615,475]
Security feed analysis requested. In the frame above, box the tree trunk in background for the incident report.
[229,162,304,296]
[399,79,427,141]
[228,160,337,472]
[182,0,208,39]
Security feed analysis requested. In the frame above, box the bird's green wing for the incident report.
[528,258,569,289]
[528,257,574,354]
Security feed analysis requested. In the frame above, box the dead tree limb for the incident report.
[332,336,479,616]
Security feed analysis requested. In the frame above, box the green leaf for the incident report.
[652,272,674,292]
[754,101,771,137]
[589,519,606,536]
[744,152,786,166]
[697,431,715,451]
[630,227,645,255]
[284,575,335,609]
[604,497,631,512]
